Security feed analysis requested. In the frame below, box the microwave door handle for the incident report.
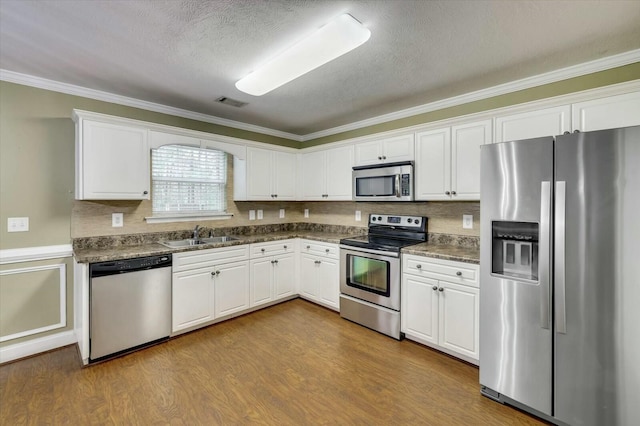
[395,174,401,198]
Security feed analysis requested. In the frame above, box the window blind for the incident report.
[151,145,227,214]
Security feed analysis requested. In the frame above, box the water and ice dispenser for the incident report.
[491,221,539,281]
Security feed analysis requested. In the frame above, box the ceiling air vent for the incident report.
[216,96,248,108]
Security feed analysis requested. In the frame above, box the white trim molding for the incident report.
[1,49,638,143]
[0,263,67,343]
[0,331,76,364]
[0,244,73,265]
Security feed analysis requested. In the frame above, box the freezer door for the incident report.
[554,126,640,426]
[479,137,554,415]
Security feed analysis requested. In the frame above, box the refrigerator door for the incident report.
[479,137,554,415]
[554,126,640,426]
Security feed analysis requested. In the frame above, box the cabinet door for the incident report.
[80,120,149,200]
[273,151,297,200]
[572,91,640,132]
[382,134,414,163]
[299,254,318,299]
[354,140,383,166]
[172,268,214,332]
[300,151,326,200]
[438,281,479,360]
[273,254,297,299]
[325,145,354,200]
[451,119,491,200]
[250,258,274,308]
[246,147,273,200]
[401,274,439,345]
[317,257,339,311]
[414,128,451,200]
[495,105,571,143]
[214,261,250,318]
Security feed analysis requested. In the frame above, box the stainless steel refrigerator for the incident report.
[479,126,640,426]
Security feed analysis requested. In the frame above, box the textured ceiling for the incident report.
[1,0,640,138]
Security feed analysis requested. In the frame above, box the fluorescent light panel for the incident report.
[235,14,371,96]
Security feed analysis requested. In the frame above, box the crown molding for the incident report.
[300,49,640,141]
[0,69,303,142]
[2,48,638,144]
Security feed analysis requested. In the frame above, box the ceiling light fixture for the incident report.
[235,13,371,96]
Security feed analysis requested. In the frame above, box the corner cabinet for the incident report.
[415,119,491,201]
[299,240,340,310]
[74,113,150,200]
[244,147,297,200]
[300,145,354,200]
[401,254,479,364]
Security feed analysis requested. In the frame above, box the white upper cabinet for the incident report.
[354,133,414,166]
[75,119,150,200]
[300,145,353,200]
[415,119,491,201]
[572,91,640,132]
[245,147,296,200]
[495,105,571,143]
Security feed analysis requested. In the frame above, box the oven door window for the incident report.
[355,175,395,197]
[347,254,390,296]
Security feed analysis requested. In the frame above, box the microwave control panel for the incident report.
[401,174,411,196]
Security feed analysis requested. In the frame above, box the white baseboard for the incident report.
[0,330,77,364]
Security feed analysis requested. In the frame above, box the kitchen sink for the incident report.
[160,236,239,248]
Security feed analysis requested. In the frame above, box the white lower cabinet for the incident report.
[402,254,479,364]
[299,240,340,311]
[249,240,297,307]
[172,246,250,333]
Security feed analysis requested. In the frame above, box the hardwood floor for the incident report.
[1,299,545,425]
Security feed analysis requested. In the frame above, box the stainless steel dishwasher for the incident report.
[90,254,172,362]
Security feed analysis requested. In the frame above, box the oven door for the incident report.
[340,246,400,311]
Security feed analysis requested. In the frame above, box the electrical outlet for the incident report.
[249,210,256,220]
[112,213,124,227]
[257,209,263,220]
[355,210,362,221]
[304,209,309,218]
[279,208,285,218]
[463,214,473,229]
[7,217,29,232]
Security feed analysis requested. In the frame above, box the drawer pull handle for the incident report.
[456,271,462,276]
[416,264,422,269]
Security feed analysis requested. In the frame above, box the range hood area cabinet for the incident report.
[74,112,150,200]
[414,119,492,201]
[354,133,414,166]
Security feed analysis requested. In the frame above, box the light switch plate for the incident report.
[304,209,309,218]
[112,213,124,227]
[463,214,473,229]
[7,217,29,232]
[257,209,264,220]
[355,210,362,221]
[279,208,285,219]
[249,210,256,220]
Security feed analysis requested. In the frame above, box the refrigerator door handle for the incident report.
[555,181,567,334]
[539,181,551,330]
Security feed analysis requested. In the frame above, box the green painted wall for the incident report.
[304,62,640,146]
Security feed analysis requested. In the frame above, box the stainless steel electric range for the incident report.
[339,213,427,339]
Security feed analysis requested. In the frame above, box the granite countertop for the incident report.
[73,230,357,263]
[402,242,479,264]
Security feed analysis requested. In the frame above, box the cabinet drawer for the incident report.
[403,255,478,287]
[300,240,339,259]
[250,239,296,257]
[173,245,249,272]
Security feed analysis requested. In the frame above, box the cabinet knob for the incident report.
[438,287,444,292]
[445,191,451,195]
[315,260,321,265]
[451,191,457,195]
[432,285,438,291]
[378,156,382,160]
[573,130,580,133]
[143,190,149,195]
[306,245,311,249]
[325,249,330,253]
[211,271,215,277]
[261,248,265,252]
[274,194,278,198]
[416,264,422,269]
[456,271,462,276]
[283,245,287,249]
[382,156,387,160]
[274,259,279,264]
[216,270,220,276]
[563,131,570,135]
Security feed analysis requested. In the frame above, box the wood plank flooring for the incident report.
[1,299,546,425]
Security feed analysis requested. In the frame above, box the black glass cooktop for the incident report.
[340,234,424,253]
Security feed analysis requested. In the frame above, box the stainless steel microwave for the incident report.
[352,161,414,201]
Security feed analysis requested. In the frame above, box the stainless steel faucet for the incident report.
[193,225,200,240]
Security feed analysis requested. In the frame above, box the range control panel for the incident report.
[368,214,426,229]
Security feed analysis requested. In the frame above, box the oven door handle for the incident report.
[395,174,401,198]
[340,245,400,258]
